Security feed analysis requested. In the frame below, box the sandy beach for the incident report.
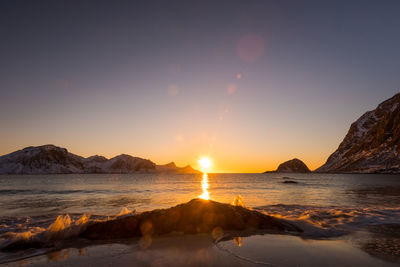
[3,232,398,267]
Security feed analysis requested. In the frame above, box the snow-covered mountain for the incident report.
[0,145,199,174]
[316,93,400,173]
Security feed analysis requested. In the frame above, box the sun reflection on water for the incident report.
[199,173,210,200]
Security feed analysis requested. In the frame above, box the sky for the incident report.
[0,0,399,172]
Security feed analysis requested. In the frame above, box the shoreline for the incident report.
[1,199,399,266]
[3,232,399,267]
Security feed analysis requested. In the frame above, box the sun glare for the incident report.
[199,157,212,172]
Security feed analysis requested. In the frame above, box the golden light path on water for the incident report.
[198,157,212,200]
[199,173,210,200]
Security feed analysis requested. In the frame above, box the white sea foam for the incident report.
[0,213,91,253]
[257,204,400,237]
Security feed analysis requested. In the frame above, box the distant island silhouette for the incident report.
[265,158,311,173]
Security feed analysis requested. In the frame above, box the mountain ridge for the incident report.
[0,145,200,174]
[316,92,400,173]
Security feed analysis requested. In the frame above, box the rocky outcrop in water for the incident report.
[0,145,199,174]
[282,180,299,184]
[265,158,311,173]
[80,199,302,240]
[316,93,400,173]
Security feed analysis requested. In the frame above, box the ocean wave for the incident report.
[0,207,136,254]
[1,200,400,264]
[0,189,151,195]
[256,204,400,237]
[0,189,116,195]
[2,203,399,249]
[0,199,300,256]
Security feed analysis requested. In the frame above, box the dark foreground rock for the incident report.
[80,199,302,240]
[1,199,302,252]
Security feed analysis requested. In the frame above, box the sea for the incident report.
[0,173,399,263]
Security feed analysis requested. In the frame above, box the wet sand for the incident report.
[3,233,399,267]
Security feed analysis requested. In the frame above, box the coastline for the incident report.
[1,198,399,266]
[1,174,399,266]
[3,233,399,267]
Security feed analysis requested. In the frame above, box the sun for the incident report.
[198,157,212,172]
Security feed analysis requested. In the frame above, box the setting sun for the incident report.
[198,157,212,172]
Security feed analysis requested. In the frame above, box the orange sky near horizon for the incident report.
[0,135,338,173]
